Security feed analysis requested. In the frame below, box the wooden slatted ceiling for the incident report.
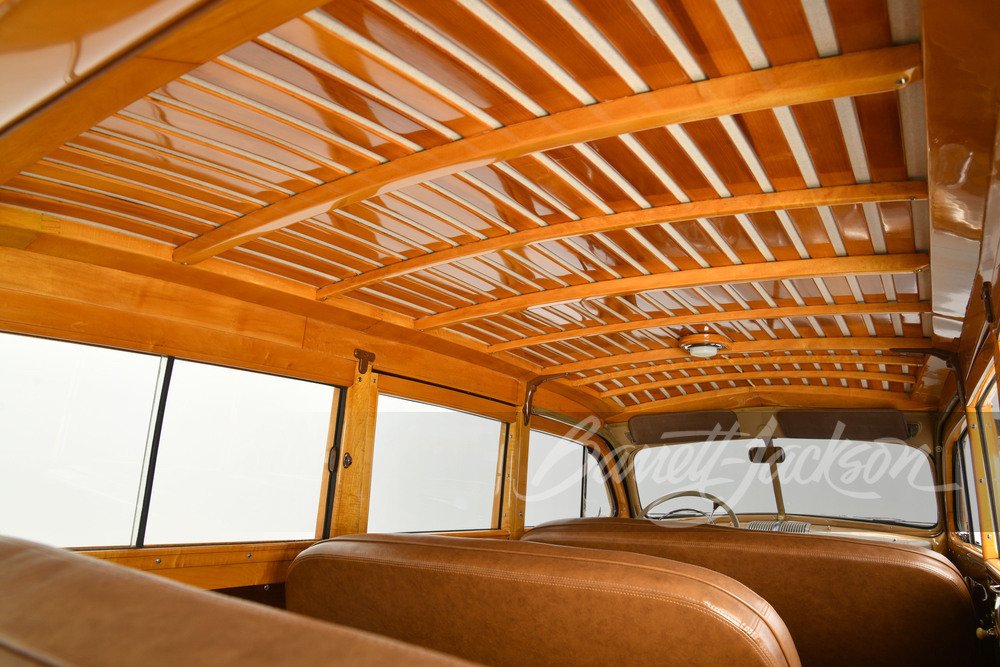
[0,0,939,413]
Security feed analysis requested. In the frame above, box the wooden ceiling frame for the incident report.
[570,354,928,387]
[0,2,955,417]
[0,205,551,380]
[415,253,928,330]
[486,302,932,353]
[0,204,622,414]
[552,337,937,376]
[171,45,922,265]
[317,182,926,299]
[0,0,332,185]
[599,370,916,398]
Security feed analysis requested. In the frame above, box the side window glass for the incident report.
[367,395,503,533]
[0,333,162,548]
[955,431,982,546]
[524,430,613,527]
[954,435,971,537]
[143,360,336,545]
[584,449,613,518]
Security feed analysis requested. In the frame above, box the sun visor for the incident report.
[776,409,910,441]
[628,411,742,445]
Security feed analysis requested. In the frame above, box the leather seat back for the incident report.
[286,533,800,667]
[0,536,467,666]
[523,518,977,667]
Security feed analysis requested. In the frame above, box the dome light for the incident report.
[686,343,724,358]
[678,333,730,359]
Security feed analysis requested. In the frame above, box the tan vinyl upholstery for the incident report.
[522,518,978,667]
[285,533,800,667]
[0,536,469,667]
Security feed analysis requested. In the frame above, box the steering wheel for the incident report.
[641,490,740,528]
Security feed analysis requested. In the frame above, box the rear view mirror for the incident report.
[748,446,785,464]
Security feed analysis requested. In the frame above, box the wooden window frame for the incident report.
[329,374,519,539]
[942,417,985,567]
[966,372,1000,561]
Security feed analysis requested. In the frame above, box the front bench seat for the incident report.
[286,533,800,667]
[522,518,977,667]
[0,536,468,666]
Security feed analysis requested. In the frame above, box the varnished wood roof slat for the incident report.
[317,181,924,298]
[415,253,927,330]
[171,45,921,264]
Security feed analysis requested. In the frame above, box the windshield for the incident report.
[634,439,776,517]
[775,438,937,526]
[633,437,937,527]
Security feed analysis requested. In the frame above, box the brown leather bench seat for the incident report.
[0,536,468,666]
[522,518,978,667]
[285,533,800,666]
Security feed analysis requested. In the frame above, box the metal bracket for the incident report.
[983,282,996,325]
[523,373,569,424]
[891,347,966,407]
[353,348,376,374]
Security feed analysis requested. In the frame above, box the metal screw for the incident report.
[263,584,270,591]
[154,558,161,564]
[896,76,908,86]
[246,553,253,559]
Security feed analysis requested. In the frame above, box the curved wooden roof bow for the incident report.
[0,0,944,413]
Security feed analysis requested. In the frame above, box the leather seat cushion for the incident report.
[523,518,977,667]
[0,536,469,666]
[286,533,800,667]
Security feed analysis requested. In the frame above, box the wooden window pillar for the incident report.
[500,409,531,539]
[329,365,379,537]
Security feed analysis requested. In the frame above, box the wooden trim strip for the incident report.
[82,540,312,589]
[317,182,926,299]
[570,354,926,386]
[609,386,935,418]
[0,0,331,185]
[415,254,929,330]
[487,301,932,353]
[600,370,916,398]
[172,45,922,264]
[432,529,511,539]
[553,337,936,375]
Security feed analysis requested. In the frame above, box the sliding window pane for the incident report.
[368,395,502,533]
[585,452,613,518]
[525,430,613,527]
[144,361,335,544]
[0,333,161,547]
[525,431,583,526]
[956,432,982,545]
